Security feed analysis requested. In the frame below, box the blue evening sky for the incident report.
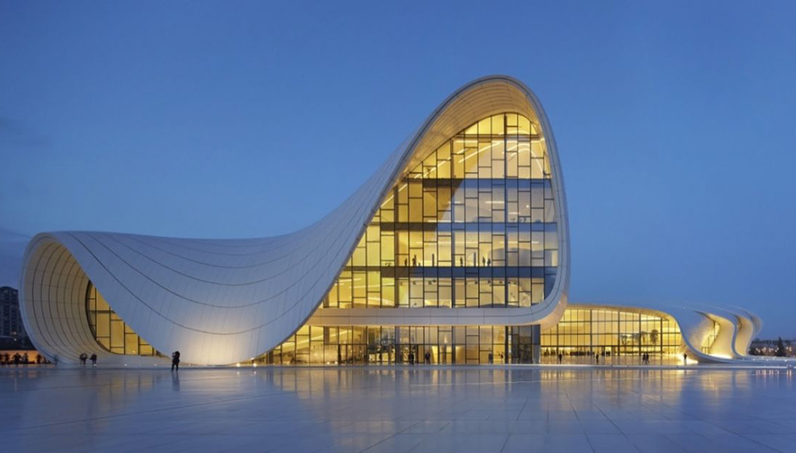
[1,1,795,337]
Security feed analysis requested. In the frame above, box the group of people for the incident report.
[406,350,432,365]
[0,352,46,366]
[78,353,98,366]
[551,350,665,365]
[74,351,180,370]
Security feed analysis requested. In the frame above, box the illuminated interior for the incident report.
[264,306,684,365]
[258,113,564,365]
[322,113,558,310]
[263,325,536,365]
[86,282,159,356]
[541,307,682,359]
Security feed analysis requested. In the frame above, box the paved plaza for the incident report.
[2,365,795,452]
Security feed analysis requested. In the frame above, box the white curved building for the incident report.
[19,76,765,366]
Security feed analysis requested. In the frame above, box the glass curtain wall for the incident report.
[263,325,539,365]
[540,308,682,360]
[322,113,559,311]
[86,282,158,356]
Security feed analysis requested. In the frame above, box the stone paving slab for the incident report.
[1,367,794,452]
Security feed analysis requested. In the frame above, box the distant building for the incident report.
[1,286,31,348]
[749,338,795,357]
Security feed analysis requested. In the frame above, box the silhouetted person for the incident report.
[683,353,688,365]
[409,352,415,365]
[90,353,97,366]
[13,353,21,366]
[596,354,599,364]
[36,355,42,364]
[557,353,563,364]
[79,353,88,366]
[172,351,181,371]
[424,351,431,364]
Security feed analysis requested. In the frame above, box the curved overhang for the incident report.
[19,76,570,365]
[730,306,763,357]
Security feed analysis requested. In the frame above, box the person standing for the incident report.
[171,351,181,371]
[89,353,97,366]
[79,353,88,366]
[683,352,688,365]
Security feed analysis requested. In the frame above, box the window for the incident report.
[86,282,157,356]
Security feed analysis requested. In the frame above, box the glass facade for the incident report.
[540,307,682,360]
[261,306,685,366]
[262,325,538,365]
[322,113,559,310]
[257,113,563,365]
[86,282,159,356]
